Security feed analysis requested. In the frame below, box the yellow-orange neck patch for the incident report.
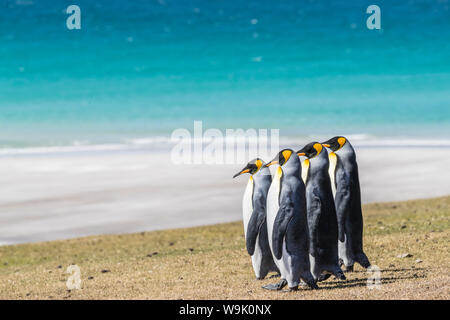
[276,166,283,179]
[301,159,310,184]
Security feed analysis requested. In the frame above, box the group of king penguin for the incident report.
[233,136,371,291]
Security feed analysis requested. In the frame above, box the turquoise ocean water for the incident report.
[1,0,450,150]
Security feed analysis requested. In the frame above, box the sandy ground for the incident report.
[0,147,449,244]
[0,196,449,300]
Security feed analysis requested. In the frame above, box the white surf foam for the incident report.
[1,134,450,157]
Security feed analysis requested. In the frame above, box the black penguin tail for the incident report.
[333,269,346,280]
[317,273,332,282]
[355,252,371,269]
[308,281,319,290]
[327,266,346,281]
[301,274,319,290]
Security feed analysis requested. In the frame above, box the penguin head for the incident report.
[233,158,264,178]
[296,142,323,159]
[322,136,347,152]
[264,149,294,168]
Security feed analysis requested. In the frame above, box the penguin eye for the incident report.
[249,164,259,174]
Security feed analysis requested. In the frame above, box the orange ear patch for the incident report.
[338,137,346,148]
[313,143,323,155]
[282,150,292,162]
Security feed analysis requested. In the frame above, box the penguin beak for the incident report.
[232,167,250,178]
[321,138,332,148]
[264,159,278,168]
[296,146,307,157]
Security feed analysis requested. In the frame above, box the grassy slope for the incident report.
[0,196,449,300]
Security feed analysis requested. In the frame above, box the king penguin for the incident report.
[322,136,371,271]
[233,158,280,280]
[296,142,345,281]
[263,149,318,291]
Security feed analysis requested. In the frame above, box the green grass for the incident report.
[0,196,449,299]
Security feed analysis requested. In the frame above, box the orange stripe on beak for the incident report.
[264,160,278,167]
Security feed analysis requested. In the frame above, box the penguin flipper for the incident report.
[308,188,322,257]
[338,177,369,268]
[335,180,351,242]
[246,196,266,256]
[272,200,294,260]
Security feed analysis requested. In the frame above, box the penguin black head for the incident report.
[264,149,293,168]
[322,136,347,152]
[233,158,264,178]
[296,142,323,159]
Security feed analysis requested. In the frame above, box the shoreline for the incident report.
[0,194,448,248]
[0,146,449,245]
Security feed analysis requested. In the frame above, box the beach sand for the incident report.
[0,146,449,245]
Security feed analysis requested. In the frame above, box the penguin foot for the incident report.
[317,273,332,282]
[262,279,287,291]
[280,285,302,292]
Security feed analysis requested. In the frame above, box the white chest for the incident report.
[301,159,310,185]
[266,167,282,246]
[242,177,254,235]
[328,152,338,197]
